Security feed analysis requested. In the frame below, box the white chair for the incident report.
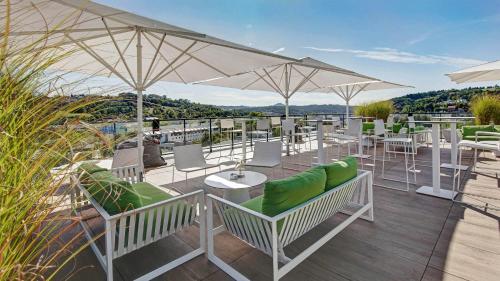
[173,144,221,188]
[220,119,242,159]
[453,131,499,207]
[329,119,362,160]
[385,114,395,133]
[366,119,386,174]
[380,135,416,192]
[246,141,282,177]
[71,165,205,281]
[271,116,282,141]
[250,119,271,146]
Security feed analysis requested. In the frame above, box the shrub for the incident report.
[354,100,395,121]
[0,16,108,281]
[470,95,500,125]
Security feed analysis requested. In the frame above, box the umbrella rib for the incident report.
[252,70,284,96]
[291,65,322,89]
[263,68,285,96]
[147,31,231,79]
[350,83,370,100]
[289,68,319,97]
[142,32,187,84]
[143,33,167,83]
[330,87,346,101]
[102,17,137,86]
[108,31,137,78]
[66,34,136,89]
[144,40,198,87]
[241,64,283,90]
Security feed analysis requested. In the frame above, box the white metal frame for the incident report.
[70,165,206,281]
[380,137,416,192]
[453,131,499,209]
[207,170,374,281]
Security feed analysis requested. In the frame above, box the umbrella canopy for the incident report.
[312,80,412,125]
[2,0,295,171]
[197,57,375,117]
[446,60,500,84]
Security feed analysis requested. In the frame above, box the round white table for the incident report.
[204,171,267,203]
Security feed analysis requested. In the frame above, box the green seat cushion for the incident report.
[78,163,108,181]
[461,125,496,138]
[322,157,358,191]
[132,182,173,206]
[241,195,263,213]
[83,171,142,216]
[409,125,426,133]
[362,122,374,133]
[262,166,326,217]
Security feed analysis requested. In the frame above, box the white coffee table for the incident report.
[204,171,267,203]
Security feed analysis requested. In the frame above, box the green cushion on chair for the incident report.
[83,171,143,216]
[362,122,375,133]
[241,195,264,213]
[322,156,358,191]
[132,182,173,206]
[461,125,496,140]
[391,123,402,133]
[78,163,108,181]
[262,166,326,217]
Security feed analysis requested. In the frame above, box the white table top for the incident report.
[431,116,475,120]
[204,170,267,190]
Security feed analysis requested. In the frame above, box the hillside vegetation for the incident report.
[392,86,499,112]
[74,86,499,121]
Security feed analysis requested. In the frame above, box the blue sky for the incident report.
[97,0,500,106]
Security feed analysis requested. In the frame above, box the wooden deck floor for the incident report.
[54,142,500,281]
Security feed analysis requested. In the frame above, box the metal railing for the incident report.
[94,111,473,155]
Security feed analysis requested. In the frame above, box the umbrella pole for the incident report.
[137,29,144,177]
[345,100,350,128]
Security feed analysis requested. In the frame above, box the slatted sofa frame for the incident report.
[207,169,374,281]
[70,165,206,281]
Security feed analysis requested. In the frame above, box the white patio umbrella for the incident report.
[312,80,412,126]
[2,0,295,172]
[196,57,375,117]
[446,60,500,83]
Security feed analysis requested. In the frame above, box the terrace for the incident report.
[53,120,499,281]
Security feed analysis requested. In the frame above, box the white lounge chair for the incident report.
[246,141,282,177]
[71,165,205,281]
[206,169,374,281]
[453,131,499,208]
[173,144,221,188]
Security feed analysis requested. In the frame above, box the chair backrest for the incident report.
[374,119,386,136]
[282,119,295,135]
[408,116,415,129]
[271,116,281,126]
[112,147,139,169]
[173,144,206,170]
[111,165,142,183]
[256,119,270,130]
[346,119,362,137]
[220,119,235,129]
[252,141,282,165]
[386,115,394,127]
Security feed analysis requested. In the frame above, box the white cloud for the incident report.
[304,46,486,67]
[272,47,285,54]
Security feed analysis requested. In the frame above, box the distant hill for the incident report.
[392,86,499,113]
[218,104,350,115]
[75,86,499,121]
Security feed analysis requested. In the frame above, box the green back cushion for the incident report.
[241,195,264,213]
[132,182,173,205]
[262,166,326,217]
[391,123,402,133]
[409,125,426,133]
[78,163,107,181]
[461,125,495,137]
[362,122,374,133]
[322,156,358,191]
[83,171,142,215]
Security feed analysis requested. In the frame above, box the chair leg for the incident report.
[382,142,386,179]
[412,142,416,184]
[404,143,410,191]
